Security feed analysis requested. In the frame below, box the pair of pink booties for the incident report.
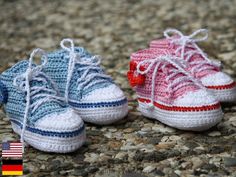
[128,29,236,131]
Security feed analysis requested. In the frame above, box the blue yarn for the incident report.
[45,47,113,101]
[0,60,69,126]
[69,98,128,108]
[0,79,8,104]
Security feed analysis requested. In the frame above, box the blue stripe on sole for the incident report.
[11,119,85,138]
[69,98,128,108]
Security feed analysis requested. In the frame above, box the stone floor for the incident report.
[0,0,236,176]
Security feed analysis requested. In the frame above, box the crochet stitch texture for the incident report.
[0,80,7,104]
[128,48,223,131]
[44,39,128,125]
[0,49,86,153]
[150,28,236,102]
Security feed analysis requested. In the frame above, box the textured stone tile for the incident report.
[0,0,236,176]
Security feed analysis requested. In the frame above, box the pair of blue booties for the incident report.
[0,39,128,153]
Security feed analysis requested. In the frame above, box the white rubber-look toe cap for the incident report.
[200,72,236,102]
[81,84,125,102]
[201,72,233,87]
[174,89,218,107]
[36,109,84,131]
[11,108,86,153]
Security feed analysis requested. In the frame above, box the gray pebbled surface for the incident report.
[0,0,236,176]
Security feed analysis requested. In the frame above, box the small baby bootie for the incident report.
[44,39,128,125]
[150,28,236,102]
[0,49,86,153]
[128,48,223,131]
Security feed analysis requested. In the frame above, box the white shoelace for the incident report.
[164,28,221,76]
[60,39,111,102]
[13,49,64,152]
[136,55,204,108]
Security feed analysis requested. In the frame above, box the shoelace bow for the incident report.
[136,54,204,109]
[164,28,221,76]
[60,39,111,102]
[13,49,64,152]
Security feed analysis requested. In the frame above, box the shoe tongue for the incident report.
[25,72,55,104]
[159,59,200,99]
[30,73,52,91]
[156,61,199,100]
[74,47,93,58]
[63,47,103,79]
[150,38,172,49]
[150,37,205,62]
[75,54,104,77]
[150,37,219,78]
[168,73,199,99]
[164,64,184,82]
[72,51,112,97]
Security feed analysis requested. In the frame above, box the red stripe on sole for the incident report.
[138,98,221,112]
[206,82,236,90]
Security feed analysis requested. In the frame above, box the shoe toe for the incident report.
[201,72,236,102]
[36,108,84,131]
[201,72,234,87]
[76,84,128,125]
[174,89,218,107]
[82,84,125,102]
[171,89,222,131]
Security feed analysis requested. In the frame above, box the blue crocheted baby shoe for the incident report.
[45,39,128,125]
[0,49,86,153]
[0,80,7,104]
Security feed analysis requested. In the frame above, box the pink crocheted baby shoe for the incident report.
[150,28,236,102]
[127,49,223,131]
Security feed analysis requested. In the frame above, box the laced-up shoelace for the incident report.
[13,49,64,152]
[163,28,221,76]
[136,54,204,109]
[60,39,112,102]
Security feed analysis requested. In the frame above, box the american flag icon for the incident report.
[2,142,23,158]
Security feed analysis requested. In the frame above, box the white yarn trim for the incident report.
[201,72,233,86]
[11,122,86,153]
[73,101,128,125]
[138,101,223,131]
[209,86,236,102]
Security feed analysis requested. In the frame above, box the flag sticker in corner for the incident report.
[1,141,23,176]
[2,142,23,158]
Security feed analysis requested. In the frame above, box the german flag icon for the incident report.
[1,159,23,176]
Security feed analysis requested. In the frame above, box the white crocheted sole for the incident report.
[138,101,223,131]
[209,87,236,102]
[74,102,128,125]
[11,122,86,153]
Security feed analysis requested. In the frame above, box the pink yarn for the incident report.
[149,37,220,79]
[130,48,199,105]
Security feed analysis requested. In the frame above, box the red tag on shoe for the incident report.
[127,61,145,87]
